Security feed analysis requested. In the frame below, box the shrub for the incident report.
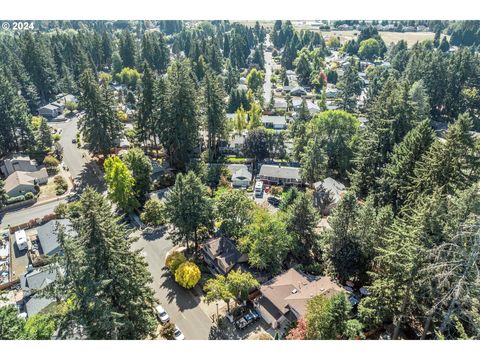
[174,261,201,289]
[165,251,187,273]
[270,186,283,197]
[54,175,68,195]
[24,192,34,200]
[159,322,176,340]
[140,198,166,227]
[52,134,61,142]
[43,155,60,168]
[6,195,25,204]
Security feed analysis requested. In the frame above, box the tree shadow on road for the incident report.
[142,227,167,241]
[159,269,202,311]
[75,161,106,193]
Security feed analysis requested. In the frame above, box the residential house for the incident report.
[20,265,59,317]
[201,237,248,276]
[4,168,48,197]
[227,164,252,188]
[38,104,61,119]
[20,266,59,297]
[1,154,39,177]
[325,85,340,98]
[292,99,320,115]
[290,87,307,97]
[258,165,302,186]
[273,98,288,111]
[220,131,248,154]
[36,219,75,257]
[255,268,345,329]
[262,115,287,130]
[313,177,346,215]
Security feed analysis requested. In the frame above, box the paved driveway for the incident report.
[131,228,213,340]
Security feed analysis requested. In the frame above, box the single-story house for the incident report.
[4,168,48,197]
[273,98,288,111]
[290,86,307,97]
[262,115,287,130]
[292,99,320,114]
[325,86,340,99]
[0,154,38,177]
[258,165,302,186]
[36,219,75,257]
[38,104,61,119]
[201,237,248,276]
[254,268,345,329]
[220,131,248,154]
[227,164,252,188]
[20,266,59,296]
[313,177,346,215]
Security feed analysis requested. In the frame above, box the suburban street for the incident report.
[131,228,213,340]
[263,36,273,103]
[0,117,105,230]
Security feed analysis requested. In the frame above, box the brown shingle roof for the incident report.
[259,268,345,321]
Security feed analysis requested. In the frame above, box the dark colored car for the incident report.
[267,196,281,207]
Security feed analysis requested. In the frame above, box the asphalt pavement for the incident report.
[131,228,213,340]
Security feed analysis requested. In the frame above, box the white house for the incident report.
[258,165,302,186]
[262,115,288,130]
[227,164,252,188]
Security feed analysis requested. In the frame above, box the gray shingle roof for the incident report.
[258,165,301,181]
[24,295,55,317]
[36,219,75,256]
[20,266,58,292]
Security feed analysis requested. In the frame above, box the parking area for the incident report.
[9,232,29,280]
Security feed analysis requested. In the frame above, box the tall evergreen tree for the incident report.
[0,72,34,156]
[165,171,213,250]
[377,120,435,211]
[202,69,227,160]
[78,69,122,156]
[55,188,157,339]
[162,60,200,171]
[119,30,137,69]
[408,113,480,201]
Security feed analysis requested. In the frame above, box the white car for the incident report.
[174,326,185,340]
[155,305,170,324]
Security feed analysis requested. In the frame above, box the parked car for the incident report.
[174,326,185,340]
[267,196,280,207]
[155,305,170,324]
[71,138,76,144]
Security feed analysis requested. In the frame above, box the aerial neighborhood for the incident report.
[1,19,480,341]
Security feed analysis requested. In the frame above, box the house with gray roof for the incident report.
[313,177,346,215]
[262,115,288,130]
[201,237,248,276]
[38,104,62,119]
[0,154,39,177]
[227,164,252,188]
[36,219,75,257]
[4,168,48,198]
[20,266,59,296]
[24,295,56,317]
[258,165,302,186]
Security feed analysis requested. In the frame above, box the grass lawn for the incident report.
[37,178,59,201]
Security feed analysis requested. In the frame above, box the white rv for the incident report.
[15,230,28,251]
[254,181,264,198]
